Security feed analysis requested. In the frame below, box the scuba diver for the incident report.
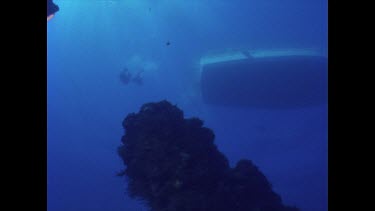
[120,68,132,85]
[132,70,144,86]
[47,0,59,21]
[119,68,144,86]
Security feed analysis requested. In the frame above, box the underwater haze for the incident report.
[47,0,327,211]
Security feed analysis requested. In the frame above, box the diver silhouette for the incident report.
[132,70,144,86]
[120,68,144,86]
[120,68,132,85]
[47,0,59,21]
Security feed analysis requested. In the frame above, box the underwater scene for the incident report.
[47,0,327,211]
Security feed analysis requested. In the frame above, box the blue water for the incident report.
[47,0,327,211]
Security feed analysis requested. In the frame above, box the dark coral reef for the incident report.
[118,100,299,211]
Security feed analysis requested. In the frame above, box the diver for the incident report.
[47,0,59,21]
[120,68,132,85]
[132,70,144,86]
[120,68,144,86]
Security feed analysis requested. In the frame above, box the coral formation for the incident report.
[118,100,299,211]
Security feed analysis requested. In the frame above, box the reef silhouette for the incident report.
[118,100,299,211]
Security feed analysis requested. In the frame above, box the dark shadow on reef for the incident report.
[118,100,299,211]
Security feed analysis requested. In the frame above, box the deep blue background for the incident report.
[47,1,327,210]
